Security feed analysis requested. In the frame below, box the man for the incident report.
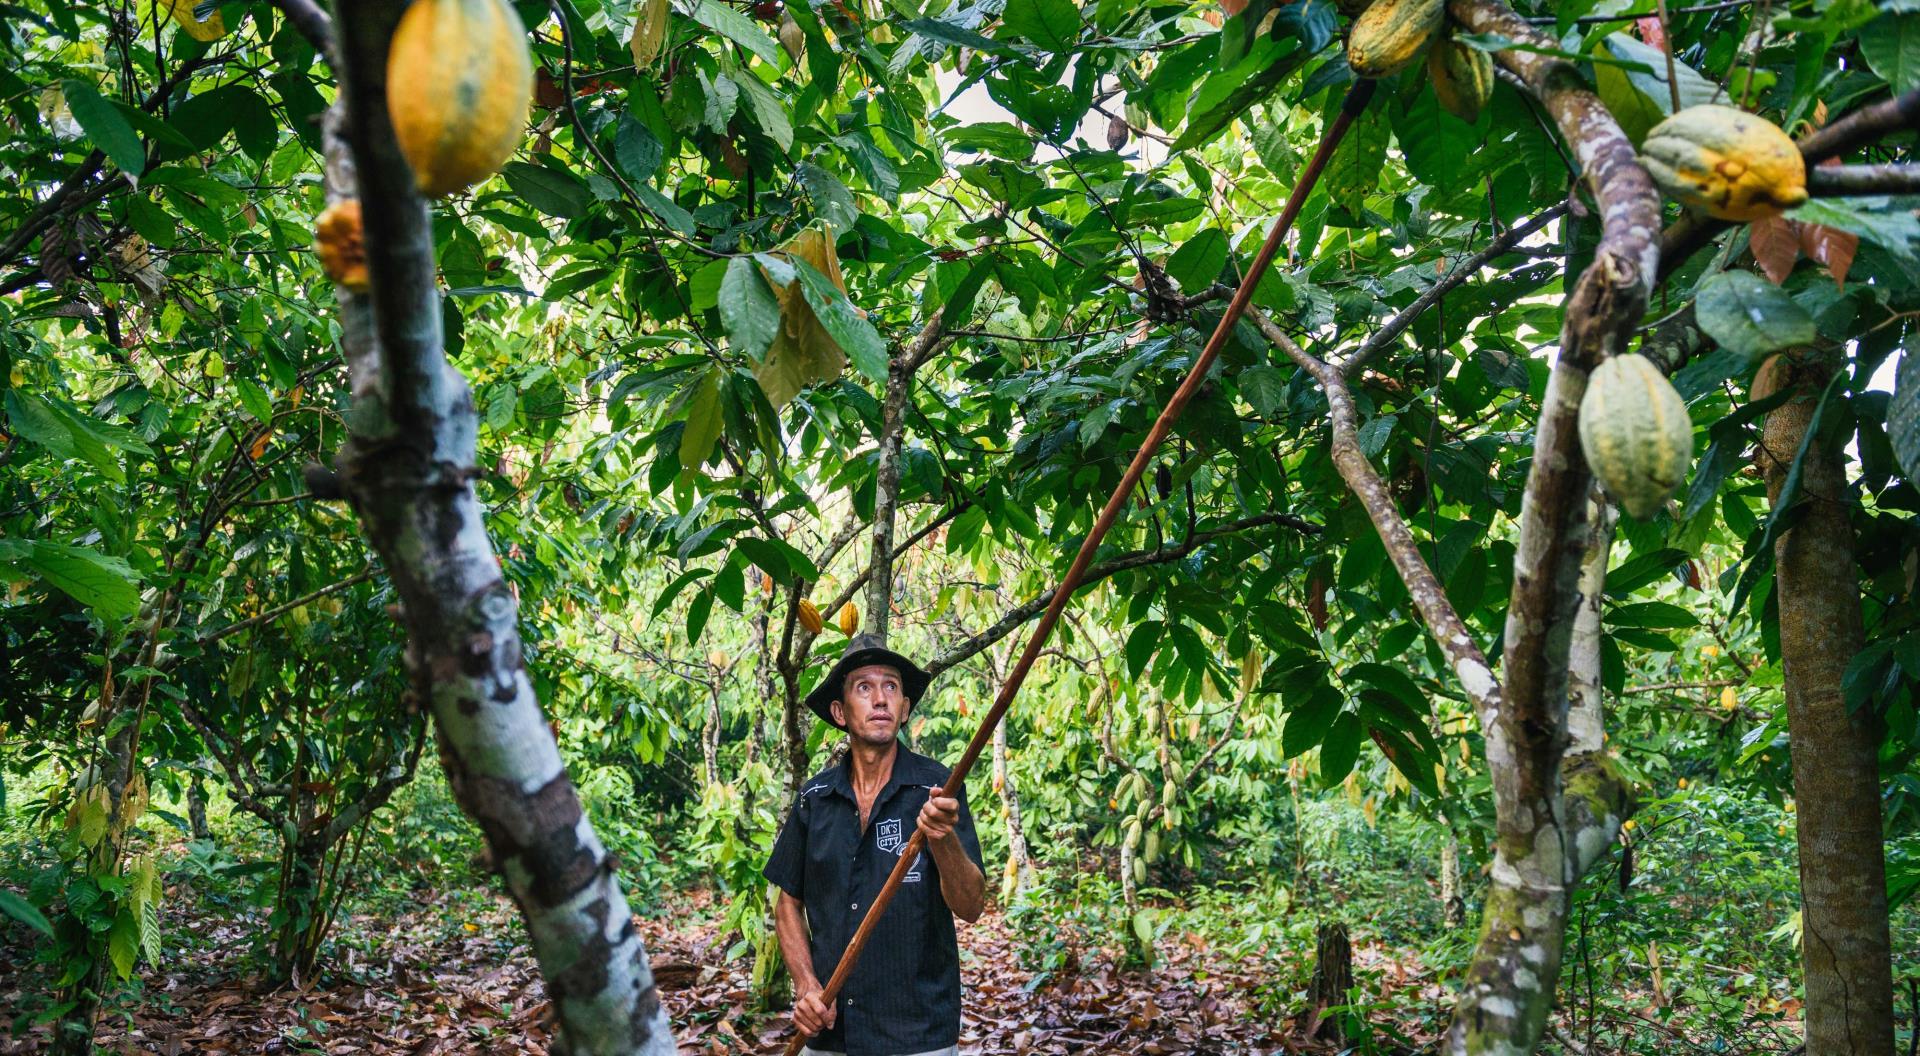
[764,633,987,1056]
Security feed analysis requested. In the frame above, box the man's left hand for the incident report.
[917,791,959,842]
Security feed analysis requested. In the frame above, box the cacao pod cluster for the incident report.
[387,0,534,197]
[1639,105,1808,222]
[314,200,369,291]
[1578,354,1693,520]
[1345,0,1493,124]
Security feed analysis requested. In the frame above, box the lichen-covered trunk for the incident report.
[863,354,910,639]
[273,837,329,985]
[324,5,675,1049]
[1756,356,1894,1056]
[702,687,721,788]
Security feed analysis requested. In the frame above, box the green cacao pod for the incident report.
[1125,819,1144,851]
[1144,830,1162,864]
[1427,35,1494,124]
[1578,354,1692,520]
[1347,0,1444,79]
[1132,857,1146,885]
[1639,105,1808,222]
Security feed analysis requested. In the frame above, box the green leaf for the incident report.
[234,378,274,425]
[998,0,1081,51]
[1607,600,1700,629]
[62,79,145,176]
[636,183,697,234]
[793,260,887,382]
[501,162,588,219]
[720,256,780,360]
[25,541,140,620]
[108,911,139,979]
[1694,270,1816,360]
[1171,37,1310,152]
[1239,365,1289,418]
[1322,102,1388,217]
[1318,711,1363,783]
[679,368,724,472]
[795,163,859,235]
[1604,34,1723,116]
[693,0,781,66]
[1165,229,1229,295]
[1888,350,1920,483]
[1282,686,1342,758]
[0,890,53,938]
[1860,12,1920,93]
[731,72,794,153]
[613,114,663,183]
[942,122,1037,161]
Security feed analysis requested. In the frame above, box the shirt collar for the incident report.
[829,743,933,804]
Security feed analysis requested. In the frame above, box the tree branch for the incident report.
[198,566,379,643]
[325,0,675,1049]
[1807,162,1920,197]
[925,510,1318,677]
[269,0,334,53]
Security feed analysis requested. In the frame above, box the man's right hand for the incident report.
[794,981,837,1036]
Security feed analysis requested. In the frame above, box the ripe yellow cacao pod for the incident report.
[314,200,370,291]
[797,599,824,634]
[1346,0,1443,79]
[1427,36,1494,124]
[387,0,533,197]
[837,602,858,635]
[1578,354,1692,520]
[1639,105,1808,222]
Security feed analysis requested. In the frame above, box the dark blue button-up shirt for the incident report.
[763,746,983,1056]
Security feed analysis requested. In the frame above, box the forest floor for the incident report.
[0,883,1449,1055]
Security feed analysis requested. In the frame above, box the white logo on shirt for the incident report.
[875,818,921,882]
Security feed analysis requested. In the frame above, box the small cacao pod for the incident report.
[1346,0,1443,79]
[1125,819,1143,851]
[387,0,533,197]
[1144,829,1162,864]
[1578,354,1692,520]
[1639,105,1808,222]
[1427,35,1494,124]
[797,599,824,634]
[1132,857,1146,885]
[314,200,369,291]
[837,601,858,635]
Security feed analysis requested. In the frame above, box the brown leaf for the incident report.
[1800,222,1857,288]
[1748,214,1799,284]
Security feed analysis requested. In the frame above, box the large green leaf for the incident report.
[1860,12,1920,93]
[693,0,781,65]
[1694,271,1816,360]
[998,0,1080,51]
[61,78,144,176]
[720,256,780,360]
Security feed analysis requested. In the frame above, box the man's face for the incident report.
[831,663,910,746]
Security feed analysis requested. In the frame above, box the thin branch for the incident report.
[1807,162,1920,197]
[269,0,334,52]
[925,510,1318,677]
[199,566,380,643]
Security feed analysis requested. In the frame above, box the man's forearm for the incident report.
[774,892,818,988]
[927,834,985,922]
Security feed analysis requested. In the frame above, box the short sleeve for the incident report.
[953,782,985,873]
[763,792,809,898]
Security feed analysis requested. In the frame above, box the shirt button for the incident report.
[850,902,858,910]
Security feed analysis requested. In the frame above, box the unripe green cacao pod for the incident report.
[1132,857,1146,885]
[1144,830,1162,864]
[1347,0,1444,79]
[1427,36,1494,124]
[1125,819,1143,851]
[1639,105,1808,222]
[1161,780,1178,810]
[1578,354,1693,520]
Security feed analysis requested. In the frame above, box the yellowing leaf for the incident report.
[630,0,670,69]
[164,0,227,41]
[753,227,849,409]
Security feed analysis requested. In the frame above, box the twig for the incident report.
[199,566,380,643]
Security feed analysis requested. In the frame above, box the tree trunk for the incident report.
[273,837,329,986]
[1305,921,1354,1043]
[1755,354,1895,1056]
[702,686,721,788]
[187,769,210,840]
[321,7,675,1044]
[1439,838,1464,929]
[863,354,911,639]
[991,719,1036,899]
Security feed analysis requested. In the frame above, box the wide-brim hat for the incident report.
[805,633,934,730]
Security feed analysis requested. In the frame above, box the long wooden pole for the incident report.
[784,78,1379,1056]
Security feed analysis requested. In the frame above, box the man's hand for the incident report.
[917,791,961,842]
[793,979,837,1036]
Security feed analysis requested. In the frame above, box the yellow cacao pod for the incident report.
[1578,354,1692,520]
[1346,0,1443,79]
[1427,36,1494,124]
[797,599,824,634]
[387,0,533,197]
[314,200,370,291]
[837,602,858,635]
[1639,105,1808,222]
